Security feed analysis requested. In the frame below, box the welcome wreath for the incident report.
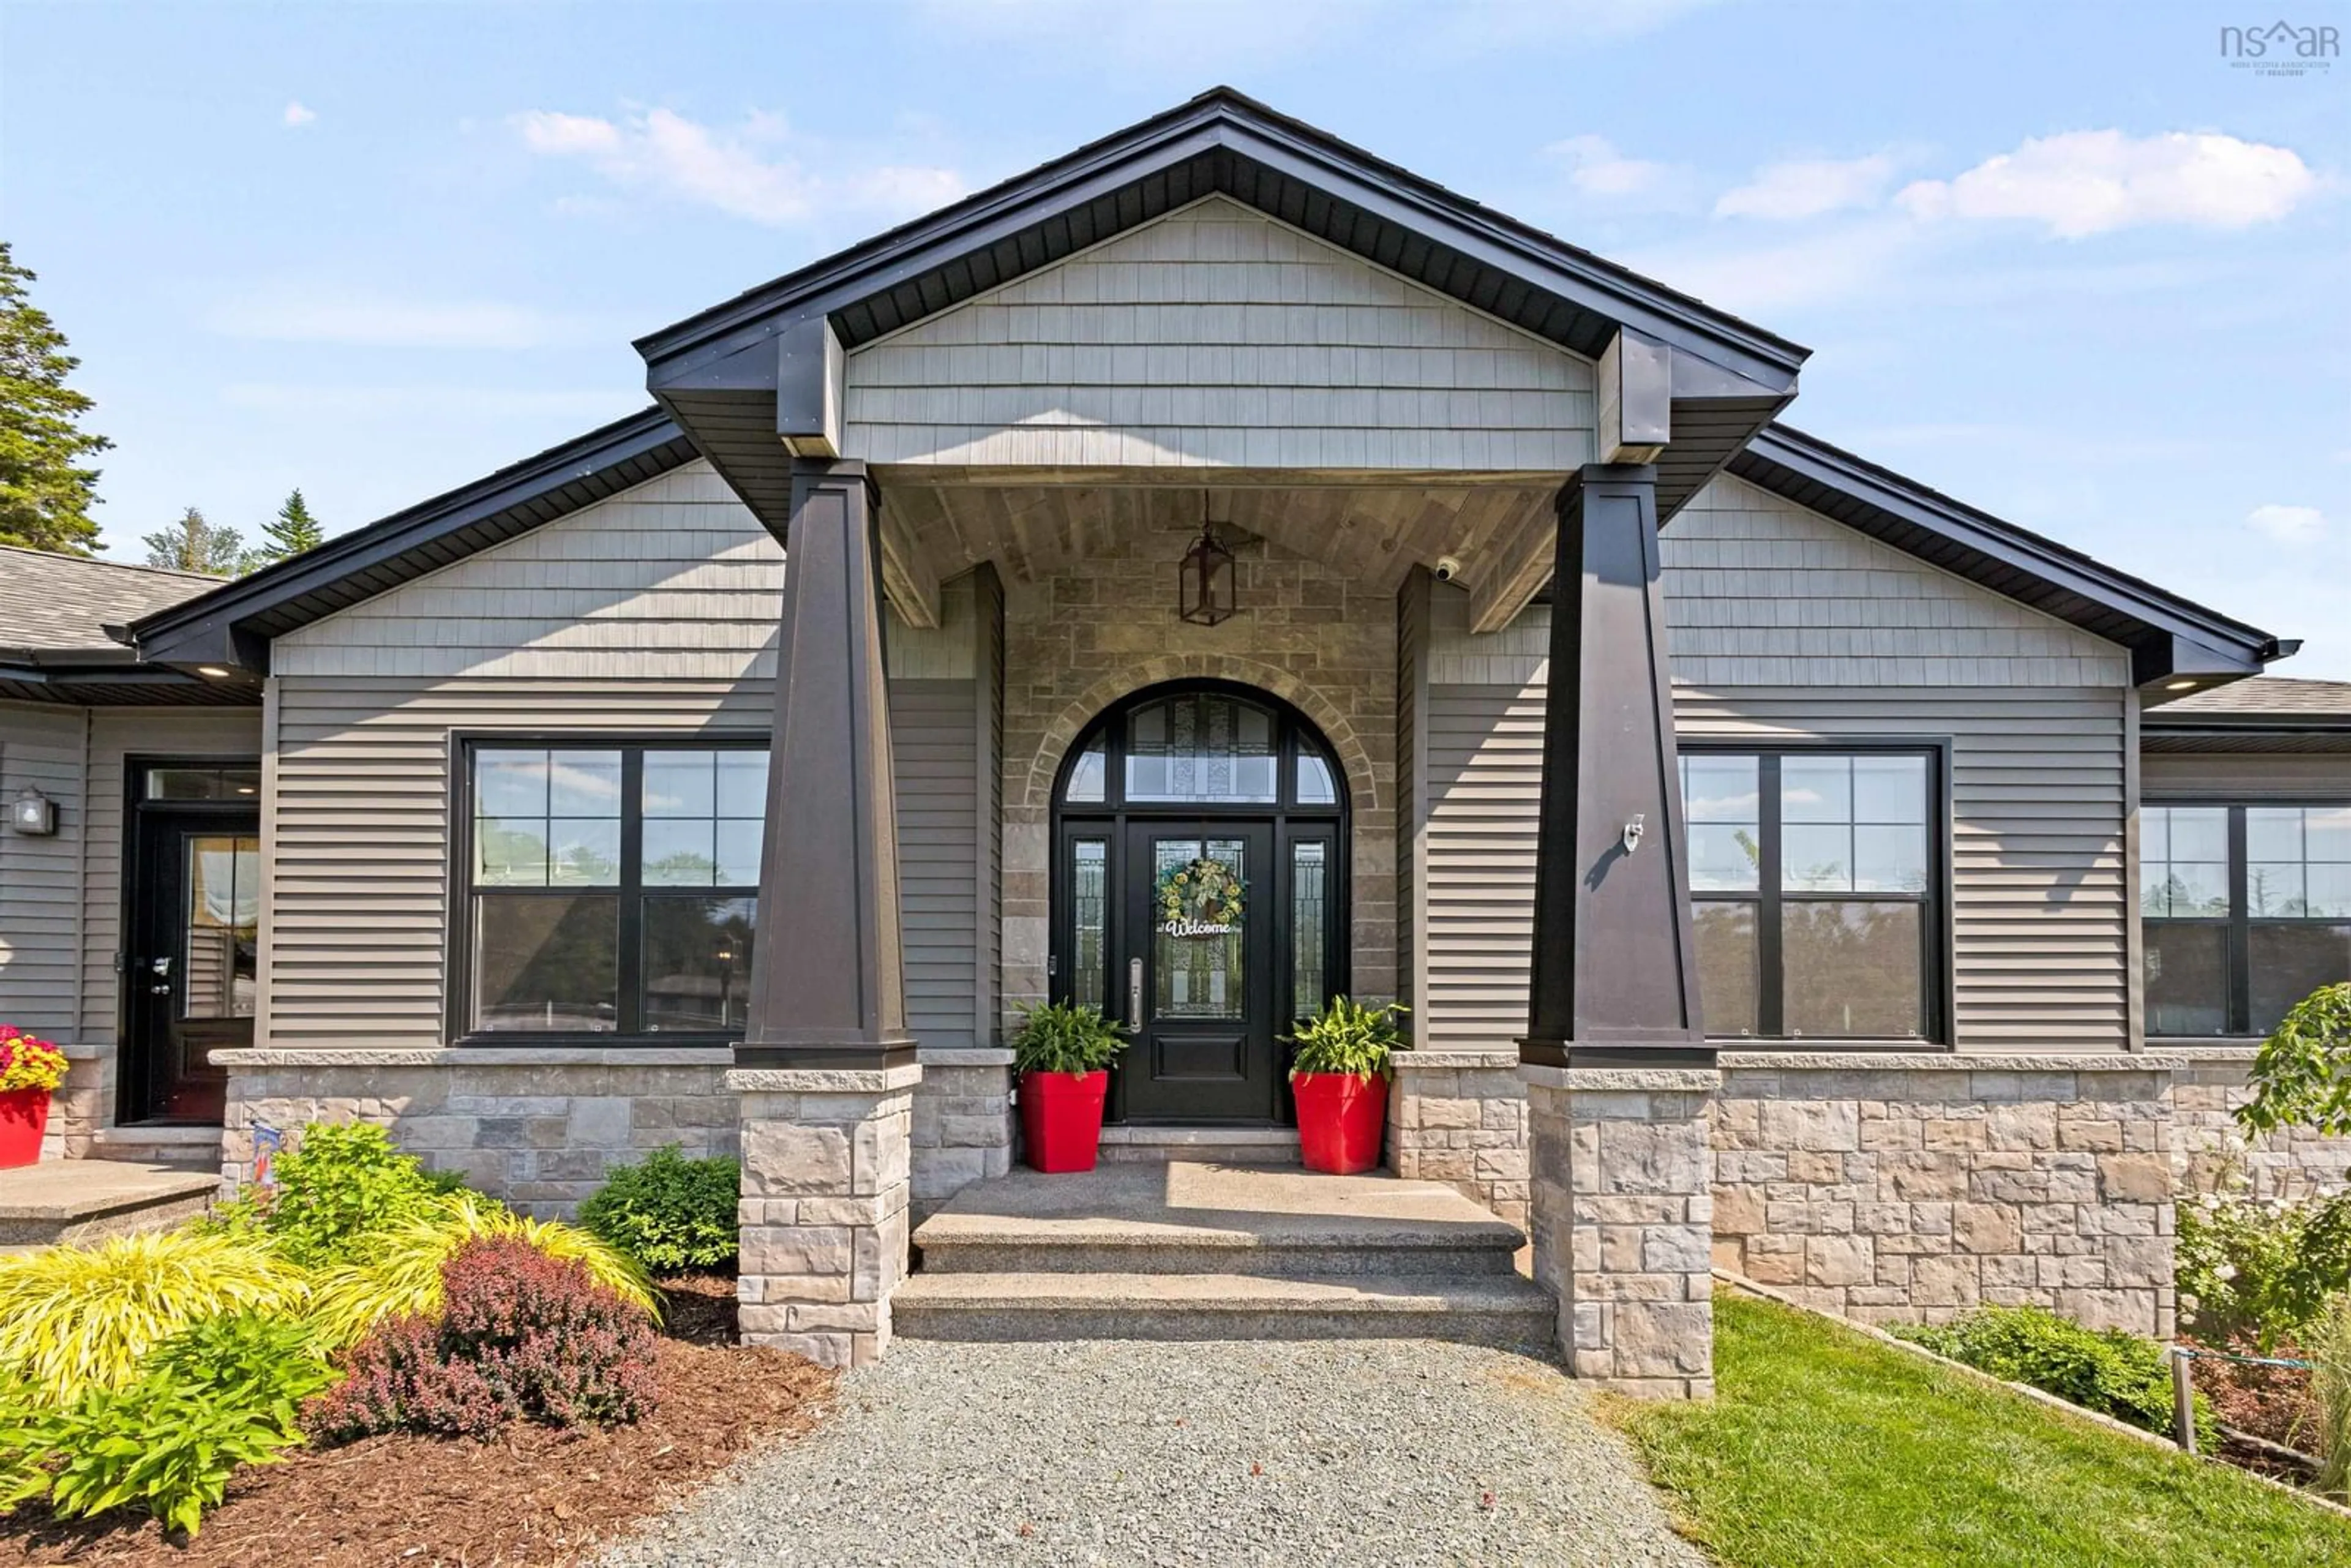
[1157,857,1245,932]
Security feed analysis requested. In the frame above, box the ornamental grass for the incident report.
[0,1229,306,1405]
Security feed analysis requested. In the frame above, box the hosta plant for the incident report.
[0,1026,67,1094]
[0,1315,335,1539]
[1011,1000,1128,1076]
[0,1229,305,1405]
[1285,997,1408,1081]
[308,1190,656,1350]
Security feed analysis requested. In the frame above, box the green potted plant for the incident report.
[1011,1001,1130,1172]
[0,1024,70,1168]
[1284,997,1406,1175]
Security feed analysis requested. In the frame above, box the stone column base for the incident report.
[1524,1063,1720,1400]
[732,1064,920,1369]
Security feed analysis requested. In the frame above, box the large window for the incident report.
[462,741,765,1038]
[2145,803,2351,1038]
[1681,747,1940,1042]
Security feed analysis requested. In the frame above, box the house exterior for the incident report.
[4,91,2348,1391]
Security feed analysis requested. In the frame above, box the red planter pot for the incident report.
[0,1089,51,1169]
[1019,1069,1110,1174]
[1292,1071,1389,1176]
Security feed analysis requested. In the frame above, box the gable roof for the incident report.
[637,86,1808,535]
[1727,426,2282,686]
[132,406,699,672]
[0,547,247,705]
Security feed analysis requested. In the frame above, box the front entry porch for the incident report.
[896,1160,1552,1347]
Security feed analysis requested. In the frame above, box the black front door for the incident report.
[126,808,259,1123]
[1120,820,1277,1122]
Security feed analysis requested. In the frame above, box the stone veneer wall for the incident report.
[1388,1051,2239,1340]
[994,516,1400,1033]
[1710,1058,2174,1337]
[217,1049,1011,1221]
[2165,1048,2351,1199]
[1389,1052,1530,1227]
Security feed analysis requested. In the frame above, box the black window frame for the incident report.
[2144,799,2351,1038]
[1681,738,1953,1048]
[446,731,768,1047]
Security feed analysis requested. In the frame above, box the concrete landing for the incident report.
[902,1161,1552,1348]
[0,1160,220,1248]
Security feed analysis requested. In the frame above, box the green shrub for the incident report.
[2239,981,2351,1139]
[1897,1304,2216,1449]
[0,1230,306,1405]
[217,1122,457,1268]
[1285,996,1408,1081]
[1011,1000,1128,1075]
[2178,1187,2351,1353]
[579,1145,740,1274]
[0,1314,335,1539]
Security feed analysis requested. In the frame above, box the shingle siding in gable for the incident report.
[271,462,782,683]
[842,196,1597,472]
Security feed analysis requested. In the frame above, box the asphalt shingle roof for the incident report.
[2156,677,2351,718]
[0,545,220,656]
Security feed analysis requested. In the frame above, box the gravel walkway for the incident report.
[603,1338,1706,1567]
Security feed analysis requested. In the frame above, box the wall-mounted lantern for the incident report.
[10,787,56,836]
[1178,494,1239,626]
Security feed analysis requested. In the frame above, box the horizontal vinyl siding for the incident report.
[845,195,1595,472]
[892,680,980,1051]
[2142,751,2351,800]
[83,709,263,1046]
[264,680,773,1050]
[272,463,781,683]
[0,703,86,1041]
[1412,470,2134,1056]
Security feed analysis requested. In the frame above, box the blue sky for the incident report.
[6,1,2346,670]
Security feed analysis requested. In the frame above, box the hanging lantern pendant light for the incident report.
[1178,490,1239,626]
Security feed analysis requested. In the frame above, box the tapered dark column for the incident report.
[740,458,914,1068]
[1520,464,1708,1067]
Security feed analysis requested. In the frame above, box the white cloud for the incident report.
[2247,503,2327,543]
[282,100,317,129]
[203,290,610,350]
[1895,130,2317,238]
[1627,220,1924,315]
[1715,153,1899,220]
[1547,134,1690,202]
[512,106,966,227]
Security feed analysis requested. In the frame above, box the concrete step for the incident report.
[87,1125,222,1172]
[1097,1125,1301,1165]
[914,1161,1526,1278]
[893,1269,1556,1348]
[0,1160,221,1248]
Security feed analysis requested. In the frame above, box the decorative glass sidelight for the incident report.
[1070,839,1109,1012]
[1291,839,1329,1020]
[1153,837,1246,1019]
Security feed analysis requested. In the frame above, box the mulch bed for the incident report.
[2,1275,835,1567]
[2188,1335,2323,1457]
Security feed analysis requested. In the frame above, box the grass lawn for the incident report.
[1609,1294,2351,1568]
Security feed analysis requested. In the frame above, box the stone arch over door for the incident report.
[1000,654,1397,1036]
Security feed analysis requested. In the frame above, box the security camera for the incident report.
[1432,555,1463,583]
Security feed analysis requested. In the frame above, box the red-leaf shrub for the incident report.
[307,1236,658,1442]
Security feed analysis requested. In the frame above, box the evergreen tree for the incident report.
[0,242,111,555]
[247,488,324,567]
[142,506,246,577]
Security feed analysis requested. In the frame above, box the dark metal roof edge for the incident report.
[635,86,1810,381]
[2141,713,2351,733]
[130,406,694,651]
[1733,424,2278,660]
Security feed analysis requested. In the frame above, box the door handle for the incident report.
[1127,957,1144,1036]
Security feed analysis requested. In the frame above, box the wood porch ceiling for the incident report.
[879,473,1559,597]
